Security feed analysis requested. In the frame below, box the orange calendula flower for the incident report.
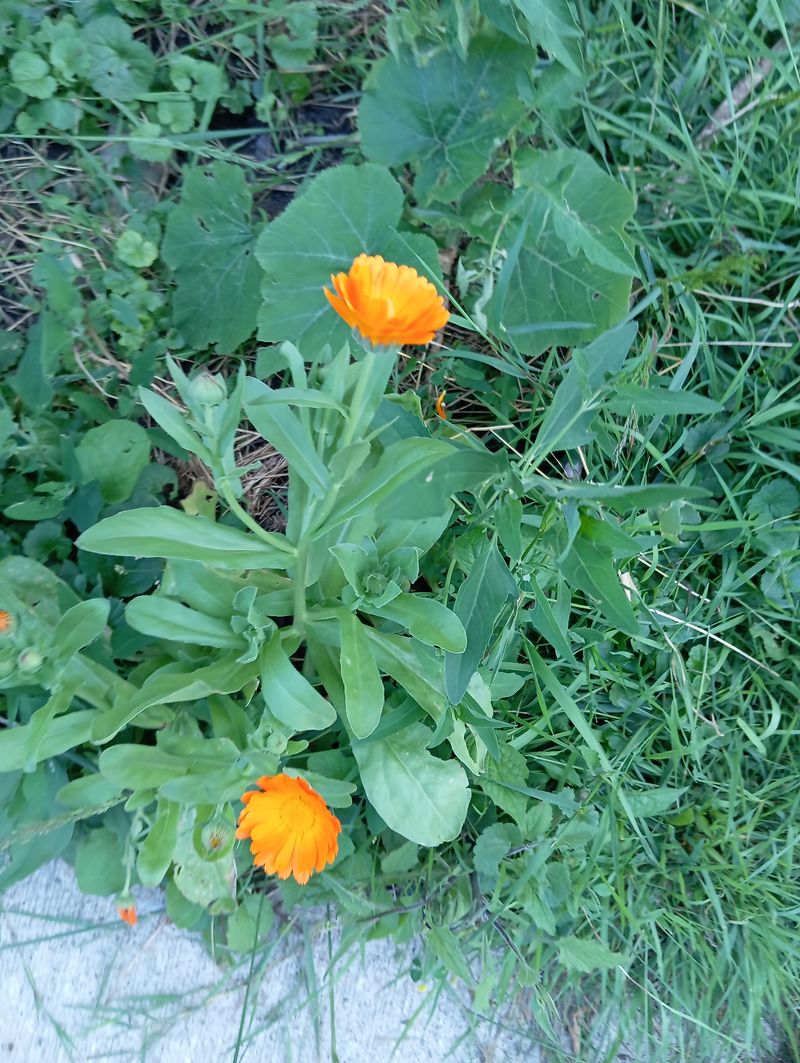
[324,254,449,347]
[237,773,341,886]
[0,611,12,634]
[117,904,137,927]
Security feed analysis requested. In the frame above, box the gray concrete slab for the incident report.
[0,861,538,1063]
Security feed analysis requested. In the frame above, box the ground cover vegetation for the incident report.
[0,0,798,1058]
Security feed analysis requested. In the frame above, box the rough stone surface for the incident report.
[0,861,538,1062]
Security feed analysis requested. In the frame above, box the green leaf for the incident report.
[11,311,71,410]
[445,537,517,705]
[528,575,576,663]
[99,736,240,790]
[56,774,122,811]
[339,612,385,739]
[491,151,636,355]
[427,926,473,983]
[10,51,56,99]
[623,786,688,818]
[162,162,262,353]
[606,383,723,415]
[165,877,205,929]
[256,163,441,349]
[243,377,331,496]
[380,840,419,875]
[316,438,454,537]
[137,798,181,886]
[77,507,292,569]
[0,711,96,774]
[138,388,210,460]
[558,935,625,973]
[260,635,336,732]
[52,599,109,660]
[507,0,583,74]
[173,824,236,908]
[85,16,155,101]
[479,743,529,829]
[748,478,799,522]
[91,659,259,742]
[226,894,274,953]
[365,629,448,722]
[75,419,151,503]
[126,596,241,648]
[560,533,640,636]
[473,821,520,888]
[527,477,708,511]
[360,37,531,202]
[268,0,318,68]
[75,828,126,896]
[115,229,158,268]
[353,722,470,846]
[536,321,638,457]
[367,593,467,653]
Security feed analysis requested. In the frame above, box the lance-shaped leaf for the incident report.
[77,507,292,569]
[445,538,517,705]
[559,531,640,636]
[260,634,336,732]
[339,611,384,739]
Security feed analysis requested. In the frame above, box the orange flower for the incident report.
[324,254,449,346]
[0,611,12,634]
[237,773,341,885]
[117,904,137,927]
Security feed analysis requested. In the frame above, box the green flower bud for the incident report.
[365,572,388,598]
[17,648,44,673]
[189,371,227,406]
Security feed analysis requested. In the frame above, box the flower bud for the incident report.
[200,818,235,857]
[17,648,43,673]
[116,894,137,927]
[189,371,227,406]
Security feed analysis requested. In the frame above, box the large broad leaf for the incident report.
[125,596,241,648]
[256,163,440,349]
[84,16,155,101]
[162,161,262,353]
[77,507,292,569]
[360,36,531,202]
[75,419,150,503]
[353,722,470,846]
[489,149,636,356]
[445,538,517,705]
[486,0,583,75]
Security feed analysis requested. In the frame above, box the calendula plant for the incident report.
[0,242,709,928]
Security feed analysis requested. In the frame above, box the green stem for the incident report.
[292,540,309,637]
[219,480,295,555]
